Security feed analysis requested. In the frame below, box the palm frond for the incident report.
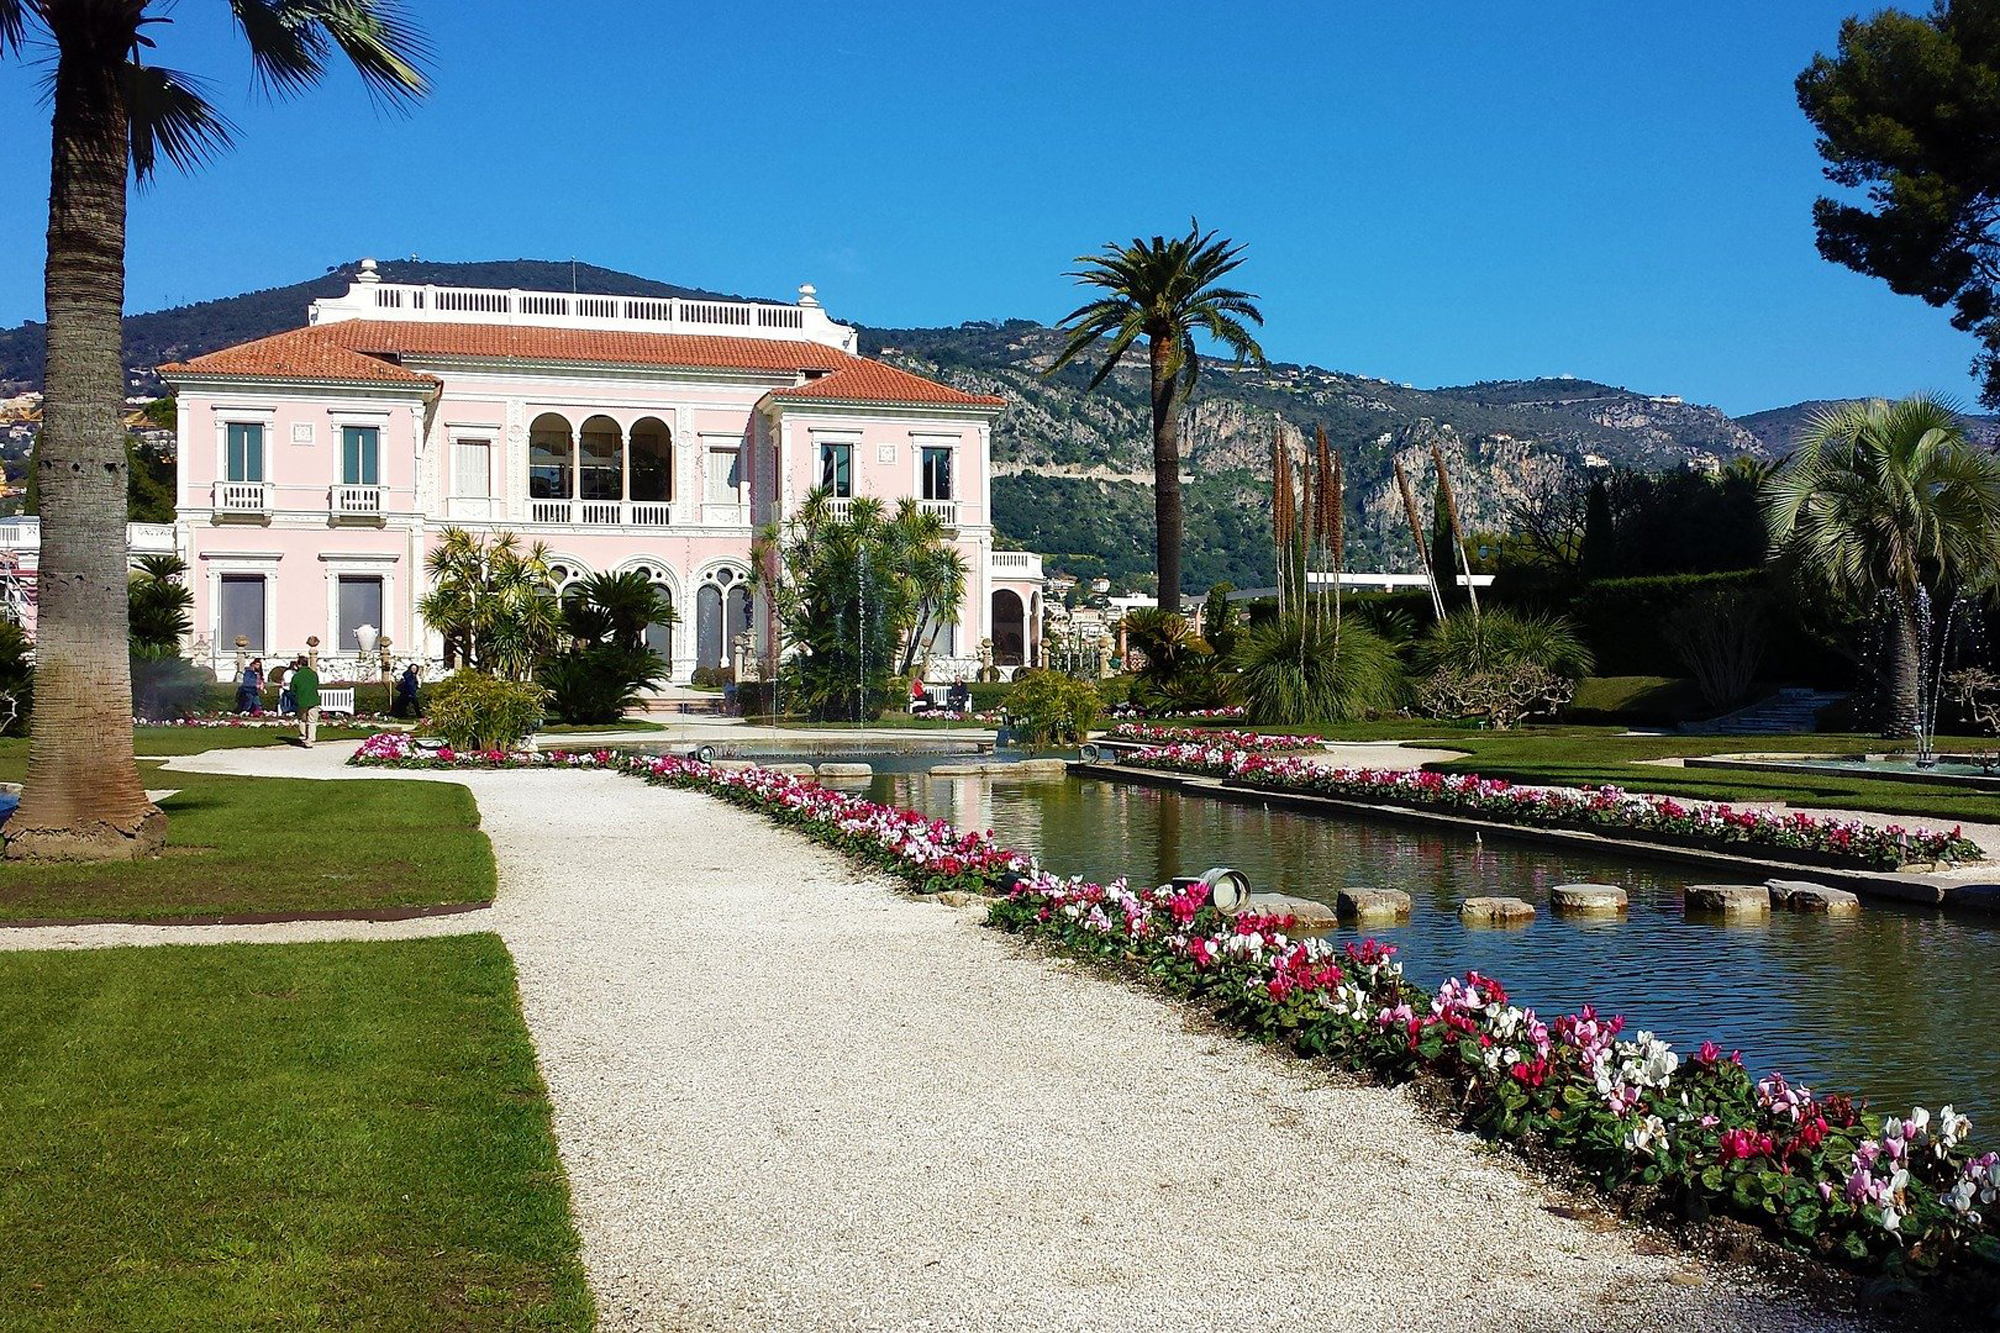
[230,0,429,106]
[126,64,236,180]
[0,0,29,56]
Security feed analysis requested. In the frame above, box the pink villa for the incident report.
[146,261,1044,686]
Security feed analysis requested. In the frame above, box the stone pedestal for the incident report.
[1684,884,1770,915]
[1337,888,1413,922]
[1551,883,1628,915]
[1460,896,1536,924]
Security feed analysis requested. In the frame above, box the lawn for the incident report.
[0,736,494,922]
[0,935,592,1330]
[127,724,381,756]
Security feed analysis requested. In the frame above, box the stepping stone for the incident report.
[1684,884,1770,915]
[928,763,985,775]
[1766,879,1861,914]
[1010,758,1070,776]
[765,763,817,777]
[712,758,757,772]
[1241,892,1339,930]
[1551,883,1627,915]
[1461,896,1536,924]
[1337,888,1412,922]
[817,762,873,778]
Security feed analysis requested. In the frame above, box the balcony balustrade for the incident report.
[918,498,958,526]
[526,499,676,527]
[212,481,272,519]
[330,484,385,522]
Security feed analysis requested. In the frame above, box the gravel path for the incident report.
[0,909,492,952]
[169,742,1867,1331]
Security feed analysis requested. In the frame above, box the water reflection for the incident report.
[866,769,2000,1139]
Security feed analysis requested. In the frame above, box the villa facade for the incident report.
[154,263,1042,685]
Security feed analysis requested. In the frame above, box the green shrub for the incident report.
[425,670,546,751]
[538,646,665,724]
[132,656,210,721]
[1232,614,1407,724]
[0,621,29,734]
[1566,676,1716,725]
[1414,608,1594,680]
[1573,571,1764,676]
[688,665,734,689]
[1004,669,1101,745]
[966,681,1013,710]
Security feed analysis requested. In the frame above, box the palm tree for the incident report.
[1763,395,2000,736]
[1,3,426,861]
[418,529,562,681]
[1048,222,1264,613]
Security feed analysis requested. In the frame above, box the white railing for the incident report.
[823,497,856,523]
[526,499,675,527]
[213,481,271,515]
[918,498,958,526]
[330,484,384,519]
[989,550,1043,580]
[0,518,177,557]
[309,271,857,352]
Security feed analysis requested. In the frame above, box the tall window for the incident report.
[226,423,264,483]
[578,415,623,502]
[452,439,491,498]
[341,426,380,486]
[707,444,743,503]
[529,413,573,500]
[337,575,384,651]
[818,441,852,497]
[921,446,953,501]
[219,573,265,650]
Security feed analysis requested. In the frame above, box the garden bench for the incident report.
[319,687,356,715]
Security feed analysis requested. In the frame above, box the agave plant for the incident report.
[1231,615,1406,724]
[1413,608,1594,680]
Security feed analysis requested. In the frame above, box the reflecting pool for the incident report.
[865,765,2000,1139]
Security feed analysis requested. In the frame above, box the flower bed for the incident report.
[139,711,395,728]
[984,874,2000,1285]
[350,730,613,770]
[343,739,2000,1287]
[1106,722,1323,753]
[1123,744,1982,871]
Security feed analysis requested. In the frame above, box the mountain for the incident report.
[0,258,1778,591]
[864,320,1769,587]
[0,259,757,396]
[1736,399,2000,455]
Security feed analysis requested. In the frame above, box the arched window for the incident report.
[548,560,587,596]
[629,418,672,504]
[529,413,573,500]
[695,565,750,671]
[578,415,623,503]
[626,561,676,663]
[992,589,1026,666]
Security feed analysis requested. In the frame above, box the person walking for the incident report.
[393,664,421,719]
[236,657,264,713]
[291,656,321,748]
[270,661,292,716]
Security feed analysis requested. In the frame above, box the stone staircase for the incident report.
[1680,687,1848,736]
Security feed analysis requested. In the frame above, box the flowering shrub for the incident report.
[1125,745,1982,871]
[350,730,614,770]
[1107,722,1323,753]
[343,738,2000,1285]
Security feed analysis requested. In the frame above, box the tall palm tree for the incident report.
[1048,222,1264,613]
[1763,394,2000,736]
[1,3,426,861]
[418,529,561,681]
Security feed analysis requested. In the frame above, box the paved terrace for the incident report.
[9,739,1858,1331]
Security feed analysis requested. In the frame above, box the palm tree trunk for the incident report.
[6,45,165,861]
[1886,599,1922,740]
[1148,335,1183,614]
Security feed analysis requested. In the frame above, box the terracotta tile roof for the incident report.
[159,327,438,386]
[159,318,1005,409]
[765,359,1007,409]
[314,320,859,373]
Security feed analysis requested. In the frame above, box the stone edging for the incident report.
[0,900,492,930]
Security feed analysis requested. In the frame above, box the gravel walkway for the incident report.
[0,908,492,952]
[168,742,1867,1331]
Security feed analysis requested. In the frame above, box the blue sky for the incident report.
[0,1,1977,414]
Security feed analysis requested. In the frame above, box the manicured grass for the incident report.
[128,724,380,755]
[0,935,592,1330]
[534,719,667,734]
[0,742,493,922]
[1422,729,2000,824]
[1566,674,1716,723]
